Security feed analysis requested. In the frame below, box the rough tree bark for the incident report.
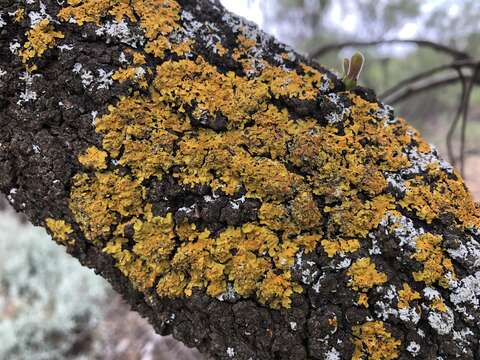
[1,1,480,359]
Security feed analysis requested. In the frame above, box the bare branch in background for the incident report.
[459,66,480,176]
[380,60,478,99]
[383,72,479,104]
[310,39,471,60]
[447,68,467,168]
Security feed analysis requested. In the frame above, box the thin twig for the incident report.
[310,39,471,60]
[459,65,479,176]
[380,60,477,99]
[446,68,467,166]
[384,73,479,104]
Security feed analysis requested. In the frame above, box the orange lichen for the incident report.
[19,19,64,68]
[321,239,360,258]
[412,233,455,288]
[45,218,74,245]
[78,146,108,170]
[291,191,323,230]
[430,298,448,313]
[53,0,477,313]
[347,257,387,291]
[295,234,322,254]
[352,321,401,360]
[399,166,478,227]
[358,293,369,308]
[397,283,421,309]
[157,272,188,297]
[256,270,302,309]
[228,250,271,297]
[324,195,395,238]
[69,171,144,242]
[14,8,25,22]
[58,0,135,25]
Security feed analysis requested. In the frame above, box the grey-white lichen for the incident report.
[0,12,6,28]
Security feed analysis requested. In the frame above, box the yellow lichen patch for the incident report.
[133,0,181,57]
[153,58,270,129]
[412,233,455,288]
[240,223,279,257]
[259,202,290,231]
[132,212,176,260]
[321,239,360,258]
[118,132,176,180]
[258,63,329,100]
[243,105,295,160]
[236,157,303,201]
[430,297,448,313]
[157,272,188,297]
[55,0,479,313]
[256,270,302,309]
[14,8,25,22]
[45,218,74,245]
[274,240,299,270]
[133,0,180,39]
[288,116,408,202]
[295,234,322,254]
[78,146,108,170]
[105,241,168,291]
[347,257,387,292]
[352,321,401,360]
[357,293,369,308]
[399,166,478,227]
[397,283,421,309]
[69,171,144,242]
[103,237,128,254]
[132,52,146,65]
[232,34,332,98]
[228,249,272,297]
[325,195,395,238]
[58,0,135,25]
[94,94,185,182]
[59,0,182,59]
[19,19,64,67]
[173,127,303,199]
[291,191,323,230]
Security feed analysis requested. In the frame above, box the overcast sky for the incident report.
[220,0,263,28]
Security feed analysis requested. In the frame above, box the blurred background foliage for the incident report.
[1,1,480,359]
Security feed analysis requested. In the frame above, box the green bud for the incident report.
[342,51,365,91]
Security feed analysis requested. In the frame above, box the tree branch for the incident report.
[383,72,480,104]
[1,2,480,359]
[459,65,480,176]
[446,68,467,167]
[380,60,478,99]
[310,39,471,60]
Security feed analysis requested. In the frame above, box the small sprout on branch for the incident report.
[342,51,365,90]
